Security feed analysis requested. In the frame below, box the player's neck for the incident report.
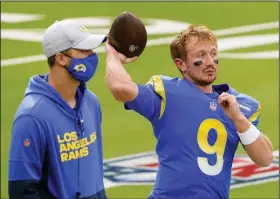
[197,85,213,93]
[183,76,213,93]
[48,68,79,103]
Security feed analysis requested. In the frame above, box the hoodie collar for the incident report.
[25,74,86,116]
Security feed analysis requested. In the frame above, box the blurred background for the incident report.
[1,2,279,198]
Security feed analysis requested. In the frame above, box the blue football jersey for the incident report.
[124,75,261,199]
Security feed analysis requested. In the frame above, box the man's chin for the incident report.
[196,77,216,86]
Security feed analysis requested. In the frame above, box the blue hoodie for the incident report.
[8,74,106,199]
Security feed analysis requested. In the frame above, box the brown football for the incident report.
[108,11,147,58]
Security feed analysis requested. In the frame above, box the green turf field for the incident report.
[1,2,279,198]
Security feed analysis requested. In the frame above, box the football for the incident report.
[108,11,147,58]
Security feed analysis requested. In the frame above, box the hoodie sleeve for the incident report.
[8,115,48,199]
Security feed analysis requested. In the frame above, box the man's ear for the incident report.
[55,53,68,67]
[174,58,186,73]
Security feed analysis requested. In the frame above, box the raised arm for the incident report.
[105,41,162,122]
[105,41,138,102]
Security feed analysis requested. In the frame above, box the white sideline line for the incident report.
[1,13,44,23]
[214,22,278,37]
[219,50,278,59]
[1,21,278,67]
[1,54,47,67]
[273,150,279,157]
[1,36,175,67]
[1,33,278,67]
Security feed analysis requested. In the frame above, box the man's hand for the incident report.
[218,93,273,167]
[105,40,138,64]
[218,92,244,122]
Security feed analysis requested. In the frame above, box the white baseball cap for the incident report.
[42,19,107,58]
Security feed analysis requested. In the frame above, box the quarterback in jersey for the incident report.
[104,24,273,199]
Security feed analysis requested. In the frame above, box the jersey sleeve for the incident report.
[239,100,262,149]
[248,101,261,129]
[9,115,46,181]
[124,75,166,122]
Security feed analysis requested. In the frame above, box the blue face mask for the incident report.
[66,53,99,83]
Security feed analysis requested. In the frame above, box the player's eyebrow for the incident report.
[194,49,206,55]
[210,48,217,52]
[195,48,217,55]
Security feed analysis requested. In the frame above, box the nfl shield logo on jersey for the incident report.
[23,138,31,147]
[209,101,217,111]
[103,151,279,189]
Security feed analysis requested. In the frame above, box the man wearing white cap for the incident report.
[8,20,108,199]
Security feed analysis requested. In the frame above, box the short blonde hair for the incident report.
[170,24,217,61]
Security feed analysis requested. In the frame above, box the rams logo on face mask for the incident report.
[74,64,86,72]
